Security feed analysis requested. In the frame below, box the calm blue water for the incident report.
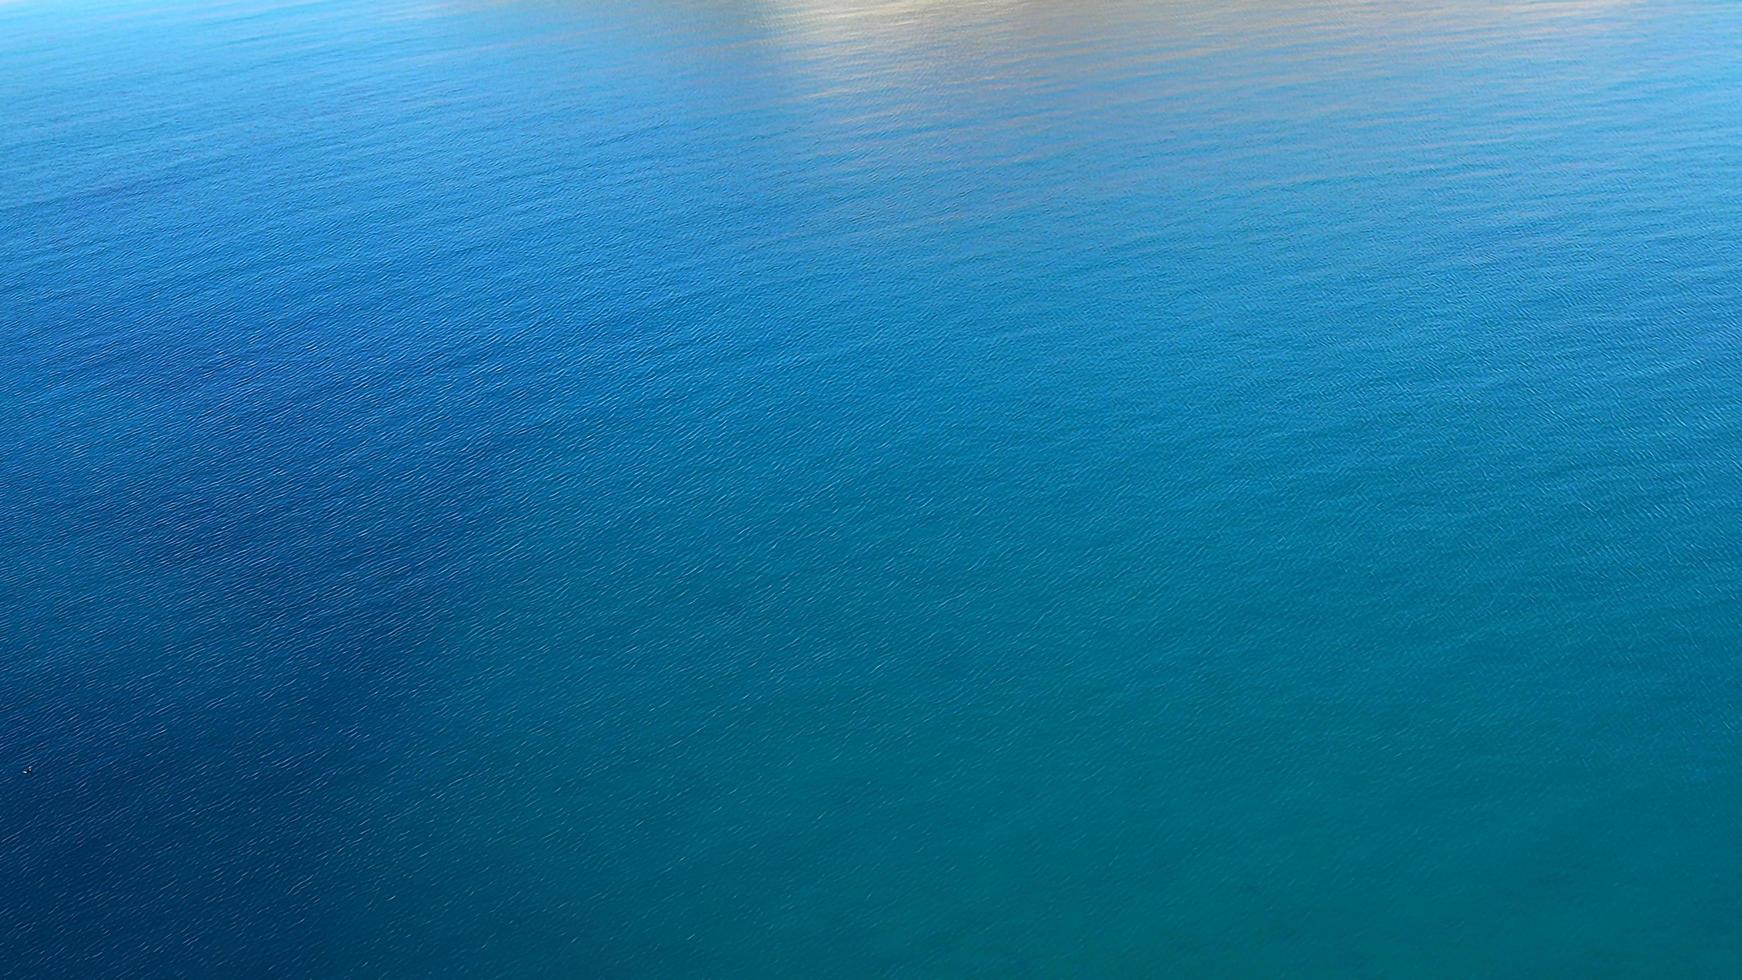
[6,0,1742,975]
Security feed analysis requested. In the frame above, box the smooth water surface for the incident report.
[5,0,1742,975]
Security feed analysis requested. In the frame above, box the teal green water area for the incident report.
[5,0,1742,975]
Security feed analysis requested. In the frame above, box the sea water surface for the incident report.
[5,0,1742,975]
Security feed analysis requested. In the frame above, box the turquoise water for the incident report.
[6,0,1742,974]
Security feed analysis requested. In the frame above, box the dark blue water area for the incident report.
[6,0,1742,975]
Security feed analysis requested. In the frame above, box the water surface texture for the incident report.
[6,0,1742,975]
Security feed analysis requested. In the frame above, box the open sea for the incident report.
[5,0,1742,975]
